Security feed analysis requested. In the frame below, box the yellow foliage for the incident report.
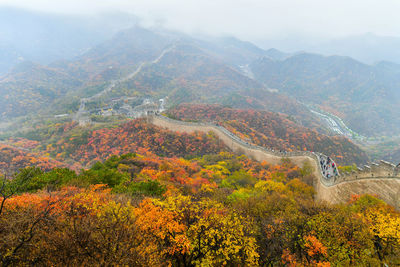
[363,206,400,241]
[255,180,287,194]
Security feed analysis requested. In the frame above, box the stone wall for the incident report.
[338,160,400,181]
[150,115,400,207]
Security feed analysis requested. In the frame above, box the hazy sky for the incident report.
[1,0,400,40]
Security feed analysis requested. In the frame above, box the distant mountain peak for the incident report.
[263,48,291,61]
[9,60,40,74]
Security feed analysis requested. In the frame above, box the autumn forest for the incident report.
[1,6,400,266]
[0,114,399,265]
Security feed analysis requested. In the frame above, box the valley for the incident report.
[306,105,367,141]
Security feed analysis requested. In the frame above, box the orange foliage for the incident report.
[168,104,368,165]
[0,143,67,174]
[43,119,225,168]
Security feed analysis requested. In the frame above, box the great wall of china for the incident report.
[150,115,400,207]
[69,42,400,208]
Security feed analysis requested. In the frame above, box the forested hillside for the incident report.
[0,61,81,119]
[11,119,226,168]
[115,44,265,101]
[0,143,66,174]
[2,24,400,139]
[0,7,136,75]
[167,104,368,165]
[1,151,399,265]
[250,52,400,136]
[0,25,328,136]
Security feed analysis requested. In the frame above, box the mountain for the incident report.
[116,43,265,99]
[0,61,81,119]
[191,35,271,66]
[250,52,400,136]
[311,33,400,65]
[263,48,291,61]
[0,26,179,118]
[3,23,385,140]
[0,45,23,75]
[26,26,323,132]
[257,33,400,65]
[52,26,177,81]
[1,10,400,141]
[0,7,137,75]
[93,39,325,131]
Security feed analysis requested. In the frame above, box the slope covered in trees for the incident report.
[2,24,400,139]
[0,61,82,119]
[106,41,325,132]
[167,104,368,165]
[14,119,226,168]
[250,53,400,136]
[0,143,66,174]
[1,152,399,266]
[0,25,328,137]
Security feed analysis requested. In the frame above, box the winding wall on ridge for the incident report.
[150,115,400,207]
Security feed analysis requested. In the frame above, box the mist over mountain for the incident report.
[0,7,137,74]
[0,26,321,130]
[313,33,400,65]
[0,7,400,161]
[249,51,400,136]
[257,33,400,65]
[1,18,400,139]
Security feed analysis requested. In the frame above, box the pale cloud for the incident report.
[1,0,400,39]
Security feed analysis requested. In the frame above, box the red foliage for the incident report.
[168,104,368,165]
[0,144,67,174]
[44,119,226,168]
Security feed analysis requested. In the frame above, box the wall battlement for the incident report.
[150,115,337,183]
[338,160,400,182]
[150,115,400,207]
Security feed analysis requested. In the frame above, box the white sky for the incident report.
[1,0,400,40]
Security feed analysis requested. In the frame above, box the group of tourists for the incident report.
[203,120,341,180]
[319,155,339,179]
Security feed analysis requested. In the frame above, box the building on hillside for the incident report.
[54,114,69,118]
[159,98,166,112]
[130,101,160,118]
[79,117,91,126]
[101,109,115,116]
[118,98,168,118]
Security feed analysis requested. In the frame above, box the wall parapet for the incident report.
[147,115,400,206]
[152,115,400,187]
[153,115,342,186]
[337,161,400,182]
